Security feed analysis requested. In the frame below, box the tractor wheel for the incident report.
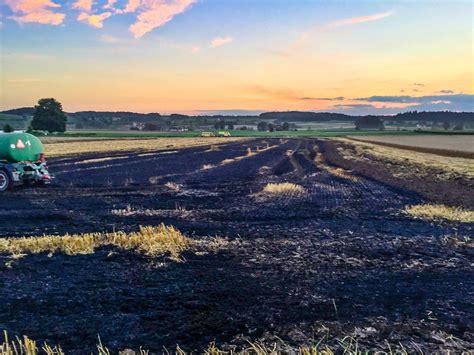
[0,170,12,192]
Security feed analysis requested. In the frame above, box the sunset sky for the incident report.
[1,0,473,115]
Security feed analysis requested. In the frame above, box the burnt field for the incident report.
[0,138,473,353]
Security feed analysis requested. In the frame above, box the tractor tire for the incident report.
[0,169,12,192]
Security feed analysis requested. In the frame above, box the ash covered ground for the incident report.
[0,138,472,353]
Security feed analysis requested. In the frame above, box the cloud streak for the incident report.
[438,89,455,94]
[277,10,395,58]
[129,0,196,38]
[322,93,474,114]
[244,85,473,115]
[326,10,395,29]
[303,96,345,101]
[356,94,473,105]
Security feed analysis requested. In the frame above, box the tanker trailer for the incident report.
[0,132,52,192]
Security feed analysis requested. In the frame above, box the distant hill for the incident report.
[260,111,354,122]
[1,107,35,116]
[71,111,161,122]
[0,112,30,129]
[392,111,474,123]
[259,110,474,123]
[0,113,26,120]
[0,109,162,121]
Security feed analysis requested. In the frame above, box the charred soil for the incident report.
[0,139,472,353]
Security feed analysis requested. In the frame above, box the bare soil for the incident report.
[0,139,472,353]
[347,135,474,159]
[349,135,474,154]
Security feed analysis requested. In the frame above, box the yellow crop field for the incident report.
[43,137,247,157]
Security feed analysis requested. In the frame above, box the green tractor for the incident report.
[0,132,52,192]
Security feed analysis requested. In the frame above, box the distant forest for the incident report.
[259,111,474,124]
[390,111,474,123]
[259,111,353,122]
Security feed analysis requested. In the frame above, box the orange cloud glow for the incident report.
[77,11,112,28]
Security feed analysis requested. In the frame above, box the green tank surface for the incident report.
[0,133,45,163]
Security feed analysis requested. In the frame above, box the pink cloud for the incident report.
[341,99,419,110]
[370,102,419,109]
[106,0,141,14]
[129,0,196,38]
[4,0,65,25]
[77,11,112,28]
[103,0,117,10]
[328,10,395,28]
[210,36,233,48]
[72,0,93,12]
[120,0,142,13]
[72,0,114,28]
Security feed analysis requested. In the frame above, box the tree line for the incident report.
[2,99,473,133]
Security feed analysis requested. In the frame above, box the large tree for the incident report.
[355,116,384,130]
[3,124,14,133]
[257,121,268,131]
[31,98,67,133]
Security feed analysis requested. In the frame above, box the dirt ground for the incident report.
[347,135,474,156]
[0,138,472,353]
